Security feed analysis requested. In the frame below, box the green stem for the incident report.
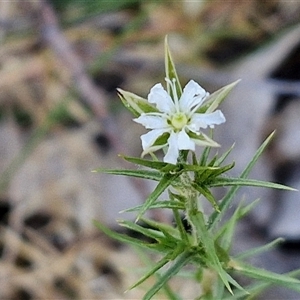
[179,171,199,246]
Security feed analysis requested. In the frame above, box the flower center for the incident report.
[171,112,188,130]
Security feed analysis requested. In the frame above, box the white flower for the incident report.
[134,78,226,164]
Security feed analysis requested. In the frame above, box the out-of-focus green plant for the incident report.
[94,37,300,299]
[51,0,144,24]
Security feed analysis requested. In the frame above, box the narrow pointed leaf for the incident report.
[93,220,154,250]
[199,146,211,166]
[213,143,235,166]
[128,254,172,291]
[234,262,300,292]
[192,184,220,212]
[217,206,241,251]
[121,155,175,172]
[208,131,276,229]
[121,200,185,213]
[209,177,296,191]
[189,212,233,294]
[136,173,180,221]
[143,251,191,300]
[237,238,284,260]
[93,168,162,181]
[216,199,260,244]
[224,269,300,300]
[141,217,181,240]
[181,164,218,172]
[118,220,164,241]
[172,208,189,244]
[134,247,182,300]
[206,163,235,180]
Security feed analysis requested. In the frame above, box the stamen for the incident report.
[165,77,180,111]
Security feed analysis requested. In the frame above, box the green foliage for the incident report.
[51,0,142,16]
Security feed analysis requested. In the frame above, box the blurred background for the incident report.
[1,0,300,299]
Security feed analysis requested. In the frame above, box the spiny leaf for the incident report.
[213,143,235,166]
[192,183,220,212]
[120,200,185,213]
[223,269,300,300]
[236,238,284,260]
[140,217,182,240]
[206,163,235,180]
[189,212,233,294]
[199,145,211,166]
[118,220,164,241]
[181,164,219,173]
[216,199,260,246]
[208,131,276,229]
[128,254,172,291]
[209,177,297,191]
[92,168,162,181]
[233,261,300,293]
[120,155,171,170]
[136,173,180,221]
[216,204,243,251]
[143,251,192,300]
[93,220,154,250]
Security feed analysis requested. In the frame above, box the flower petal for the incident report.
[177,129,195,151]
[134,114,168,129]
[179,80,208,112]
[189,110,225,131]
[164,132,179,164]
[148,83,175,114]
[140,128,168,150]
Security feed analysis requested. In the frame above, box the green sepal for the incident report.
[117,88,158,117]
[189,131,220,148]
[165,36,182,98]
[198,80,240,114]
